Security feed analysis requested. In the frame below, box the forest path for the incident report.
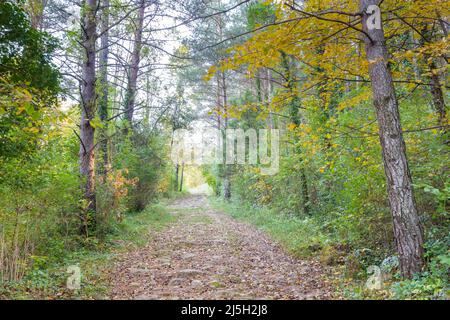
[109,195,333,299]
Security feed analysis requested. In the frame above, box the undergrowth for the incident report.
[0,201,178,300]
[211,197,449,300]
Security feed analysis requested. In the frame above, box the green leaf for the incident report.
[89,117,104,129]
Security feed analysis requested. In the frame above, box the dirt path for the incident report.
[109,195,333,299]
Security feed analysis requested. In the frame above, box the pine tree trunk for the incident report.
[79,0,97,233]
[360,0,424,278]
[124,0,145,126]
[98,0,110,177]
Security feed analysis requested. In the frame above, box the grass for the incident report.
[0,201,178,300]
[108,202,178,247]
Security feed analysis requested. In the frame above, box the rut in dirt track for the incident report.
[109,195,333,299]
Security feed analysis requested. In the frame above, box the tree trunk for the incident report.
[256,69,262,104]
[281,52,310,215]
[179,163,184,192]
[26,0,48,30]
[79,0,98,233]
[174,164,179,191]
[124,0,145,126]
[419,26,448,134]
[212,6,231,200]
[98,0,110,178]
[265,68,274,128]
[360,0,424,278]
[222,71,231,200]
[215,73,222,198]
[428,61,447,133]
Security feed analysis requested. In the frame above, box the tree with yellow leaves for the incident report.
[207,0,449,278]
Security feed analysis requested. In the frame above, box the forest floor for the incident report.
[109,195,334,299]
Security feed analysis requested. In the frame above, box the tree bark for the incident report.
[429,65,447,131]
[281,52,310,215]
[215,8,231,200]
[419,26,448,134]
[179,163,184,192]
[174,164,179,191]
[79,0,98,233]
[124,0,145,126]
[26,0,48,30]
[98,0,110,178]
[222,70,231,200]
[360,0,424,278]
[222,75,231,201]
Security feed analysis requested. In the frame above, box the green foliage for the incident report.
[113,129,171,212]
[390,231,449,299]
[221,86,449,299]
[213,10,449,292]
[0,0,447,301]
[0,131,80,284]
[108,202,178,247]
[0,1,60,160]
[0,199,178,299]
[0,0,59,92]
[247,2,275,30]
